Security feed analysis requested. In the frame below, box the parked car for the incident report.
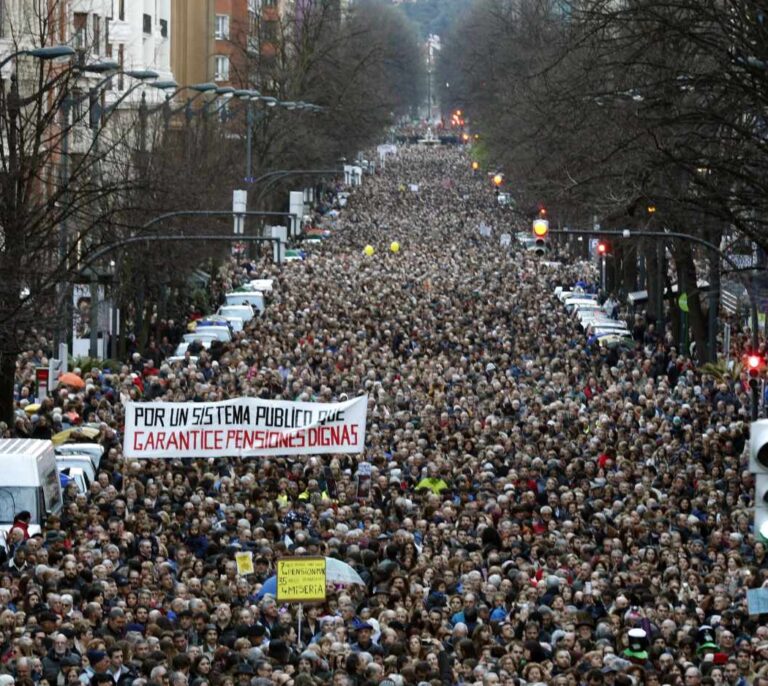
[55,454,97,483]
[224,291,265,313]
[185,325,231,342]
[168,340,212,363]
[59,466,91,495]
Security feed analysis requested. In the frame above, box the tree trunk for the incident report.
[645,241,662,324]
[674,242,709,363]
[0,351,16,428]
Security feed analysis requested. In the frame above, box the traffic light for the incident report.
[748,353,764,390]
[532,218,549,254]
[597,240,609,256]
[493,173,503,187]
[749,420,768,538]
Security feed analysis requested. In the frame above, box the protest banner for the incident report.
[124,395,367,458]
[277,557,327,602]
[356,461,372,501]
[235,551,254,576]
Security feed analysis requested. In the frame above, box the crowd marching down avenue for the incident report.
[6,144,766,686]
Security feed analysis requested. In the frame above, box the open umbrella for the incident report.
[24,403,41,415]
[59,372,85,389]
[256,557,365,599]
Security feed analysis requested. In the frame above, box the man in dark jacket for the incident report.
[42,633,79,684]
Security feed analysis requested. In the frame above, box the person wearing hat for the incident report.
[350,620,382,656]
[623,628,650,666]
[697,626,720,657]
[235,660,254,686]
[80,651,110,686]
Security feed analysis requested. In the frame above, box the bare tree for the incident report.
[0,1,149,424]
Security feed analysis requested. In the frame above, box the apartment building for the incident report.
[213,0,249,87]
[171,0,215,88]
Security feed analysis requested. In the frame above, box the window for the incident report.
[160,18,168,38]
[70,88,84,123]
[73,12,87,50]
[92,15,101,55]
[0,0,5,39]
[105,17,111,57]
[262,20,278,42]
[215,14,230,40]
[214,55,230,82]
[142,12,152,34]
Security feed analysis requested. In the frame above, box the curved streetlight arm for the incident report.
[145,85,217,119]
[0,45,76,72]
[85,71,156,128]
[93,78,154,129]
[78,210,297,272]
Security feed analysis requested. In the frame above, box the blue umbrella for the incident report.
[256,575,277,600]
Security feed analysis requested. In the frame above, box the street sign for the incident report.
[277,557,327,602]
[232,190,247,235]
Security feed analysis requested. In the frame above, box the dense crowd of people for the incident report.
[5,144,767,686]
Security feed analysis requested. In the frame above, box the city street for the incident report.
[2,0,768,684]
[6,142,764,686]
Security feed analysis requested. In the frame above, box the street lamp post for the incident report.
[550,227,762,419]
[0,45,76,72]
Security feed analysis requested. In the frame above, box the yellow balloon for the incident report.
[363,245,375,256]
[390,241,401,253]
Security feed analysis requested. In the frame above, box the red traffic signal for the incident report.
[597,241,609,255]
[747,353,764,390]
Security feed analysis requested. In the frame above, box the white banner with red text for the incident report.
[123,395,367,458]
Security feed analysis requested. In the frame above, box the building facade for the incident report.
[213,0,249,87]
[170,0,215,88]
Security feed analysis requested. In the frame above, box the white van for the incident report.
[185,326,232,343]
[0,439,62,537]
[224,291,265,313]
[54,443,104,469]
[218,305,256,324]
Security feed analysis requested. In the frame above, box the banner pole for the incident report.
[297,603,303,649]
